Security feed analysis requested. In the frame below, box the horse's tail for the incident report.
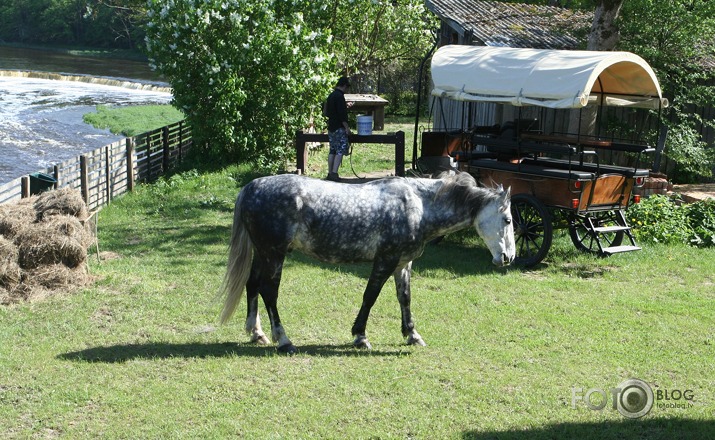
[218,193,254,324]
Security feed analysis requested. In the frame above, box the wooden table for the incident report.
[295,131,405,177]
[344,94,389,131]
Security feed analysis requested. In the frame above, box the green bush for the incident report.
[665,124,715,184]
[686,198,715,247]
[628,194,715,247]
[144,0,334,171]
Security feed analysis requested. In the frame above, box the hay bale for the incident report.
[33,188,88,221]
[0,258,21,290]
[0,198,36,239]
[0,236,18,260]
[0,286,13,305]
[0,190,95,303]
[23,264,90,289]
[17,234,87,269]
[15,217,90,269]
[0,236,20,290]
[3,283,50,304]
[44,215,95,249]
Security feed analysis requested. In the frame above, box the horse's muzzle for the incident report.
[493,252,514,267]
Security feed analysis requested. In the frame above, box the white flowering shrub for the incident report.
[145,0,435,169]
[145,0,334,169]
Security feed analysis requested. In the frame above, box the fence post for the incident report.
[105,146,111,205]
[21,176,30,198]
[178,121,184,163]
[162,126,170,172]
[80,155,89,205]
[295,131,307,175]
[126,138,135,192]
[53,165,59,189]
[395,131,405,177]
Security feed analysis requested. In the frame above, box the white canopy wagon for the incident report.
[419,45,668,266]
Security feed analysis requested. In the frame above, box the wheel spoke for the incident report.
[511,194,552,267]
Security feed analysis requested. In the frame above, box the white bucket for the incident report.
[357,115,373,135]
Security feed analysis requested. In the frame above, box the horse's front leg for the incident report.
[351,256,398,349]
[394,261,426,346]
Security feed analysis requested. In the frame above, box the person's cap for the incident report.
[336,76,351,87]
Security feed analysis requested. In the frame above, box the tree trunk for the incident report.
[568,0,626,138]
[587,0,625,51]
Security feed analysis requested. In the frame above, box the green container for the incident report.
[29,172,57,195]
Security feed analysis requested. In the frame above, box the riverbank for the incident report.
[83,105,183,137]
[0,42,149,62]
[0,45,164,84]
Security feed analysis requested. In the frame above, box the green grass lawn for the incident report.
[0,158,713,438]
[3,114,715,438]
[83,104,184,137]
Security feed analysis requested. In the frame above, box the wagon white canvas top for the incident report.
[431,45,668,109]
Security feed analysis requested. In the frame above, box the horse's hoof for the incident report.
[353,336,372,350]
[406,335,427,346]
[277,343,298,355]
[251,333,271,345]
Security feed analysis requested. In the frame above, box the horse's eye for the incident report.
[505,217,511,225]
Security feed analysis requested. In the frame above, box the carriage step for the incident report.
[602,245,641,255]
[593,225,631,233]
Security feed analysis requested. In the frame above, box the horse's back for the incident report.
[237,175,427,263]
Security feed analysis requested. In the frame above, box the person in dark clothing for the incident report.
[325,76,352,181]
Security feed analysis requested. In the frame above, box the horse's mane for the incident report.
[434,172,501,218]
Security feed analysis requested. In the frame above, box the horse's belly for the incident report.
[290,232,378,264]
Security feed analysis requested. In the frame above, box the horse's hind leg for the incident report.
[255,253,296,354]
[245,260,270,345]
[395,262,426,346]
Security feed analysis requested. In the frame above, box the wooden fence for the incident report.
[0,121,192,209]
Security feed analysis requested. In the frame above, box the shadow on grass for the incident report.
[284,237,512,280]
[462,418,715,440]
[57,342,410,362]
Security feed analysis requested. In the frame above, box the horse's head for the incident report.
[474,185,515,267]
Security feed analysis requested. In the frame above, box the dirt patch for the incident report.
[0,189,95,305]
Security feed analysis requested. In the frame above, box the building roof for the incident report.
[425,0,592,50]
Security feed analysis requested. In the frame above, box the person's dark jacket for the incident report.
[326,88,348,132]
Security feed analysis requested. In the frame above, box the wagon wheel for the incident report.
[568,211,625,255]
[511,193,552,267]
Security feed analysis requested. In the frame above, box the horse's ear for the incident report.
[500,186,511,207]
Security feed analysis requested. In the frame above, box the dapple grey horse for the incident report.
[219,173,514,353]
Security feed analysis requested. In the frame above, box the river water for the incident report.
[0,46,173,185]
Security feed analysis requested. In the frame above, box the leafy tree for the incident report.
[326,0,436,77]
[144,0,335,169]
[85,0,148,49]
[0,0,145,48]
[617,0,715,181]
[0,0,52,43]
[145,0,436,169]
[329,0,437,119]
